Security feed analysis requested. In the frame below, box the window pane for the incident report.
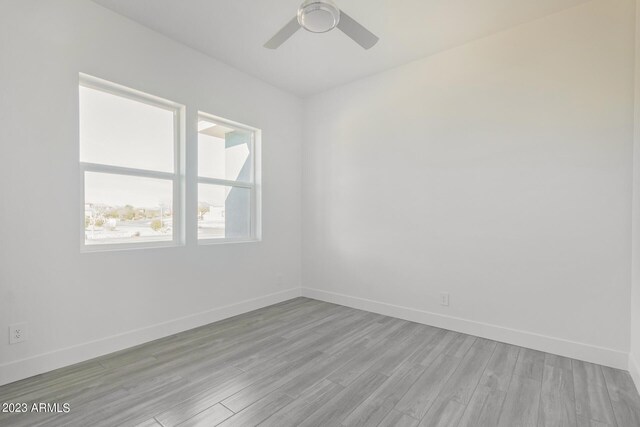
[80,86,175,172]
[84,172,173,245]
[198,118,252,181]
[198,183,251,240]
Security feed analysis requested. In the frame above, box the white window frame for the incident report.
[197,112,261,244]
[79,74,185,252]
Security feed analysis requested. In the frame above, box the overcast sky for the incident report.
[80,86,249,209]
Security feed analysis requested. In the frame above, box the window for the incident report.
[79,75,183,250]
[78,75,260,250]
[197,114,259,242]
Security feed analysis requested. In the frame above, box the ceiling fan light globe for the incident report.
[297,0,340,33]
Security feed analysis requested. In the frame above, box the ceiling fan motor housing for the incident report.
[297,0,341,33]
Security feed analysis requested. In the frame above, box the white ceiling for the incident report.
[92,0,591,96]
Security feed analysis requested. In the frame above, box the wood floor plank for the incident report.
[576,416,612,427]
[368,325,439,376]
[217,393,292,427]
[458,384,508,427]
[221,350,325,413]
[232,331,324,372]
[393,328,448,367]
[152,356,289,426]
[0,360,107,403]
[394,352,464,420]
[420,338,497,426]
[174,403,233,427]
[326,322,419,386]
[276,344,366,398]
[573,360,617,426]
[282,312,386,359]
[437,338,497,405]
[258,379,343,427]
[320,316,406,356]
[378,410,419,427]
[602,366,640,427]
[134,418,163,427]
[497,374,542,427]
[280,304,351,340]
[152,368,255,426]
[457,342,519,427]
[342,363,425,427]
[53,375,190,427]
[538,364,577,427]
[404,330,473,370]
[480,342,520,391]
[497,347,545,427]
[442,332,477,359]
[14,357,217,427]
[85,364,242,424]
[545,354,573,371]
[418,398,466,427]
[297,370,389,427]
[513,348,546,382]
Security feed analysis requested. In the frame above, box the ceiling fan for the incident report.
[264,0,379,50]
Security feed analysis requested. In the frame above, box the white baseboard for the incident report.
[0,288,302,387]
[1,286,631,387]
[301,287,629,370]
[630,353,640,394]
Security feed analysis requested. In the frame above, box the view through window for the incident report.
[79,75,260,249]
[80,79,180,248]
[197,116,255,240]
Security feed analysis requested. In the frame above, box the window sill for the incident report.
[81,241,182,253]
[197,238,261,246]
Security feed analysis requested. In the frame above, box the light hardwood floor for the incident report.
[1,297,639,427]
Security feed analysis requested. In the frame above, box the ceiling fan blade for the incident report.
[337,11,379,49]
[264,16,301,49]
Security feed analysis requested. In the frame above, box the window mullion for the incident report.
[81,162,176,181]
[197,176,254,189]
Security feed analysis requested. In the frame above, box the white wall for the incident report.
[302,0,635,368]
[631,0,640,390]
[0,0,302,385]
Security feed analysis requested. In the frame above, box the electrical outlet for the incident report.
[439,293,450,307]
[9,322,27,344]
